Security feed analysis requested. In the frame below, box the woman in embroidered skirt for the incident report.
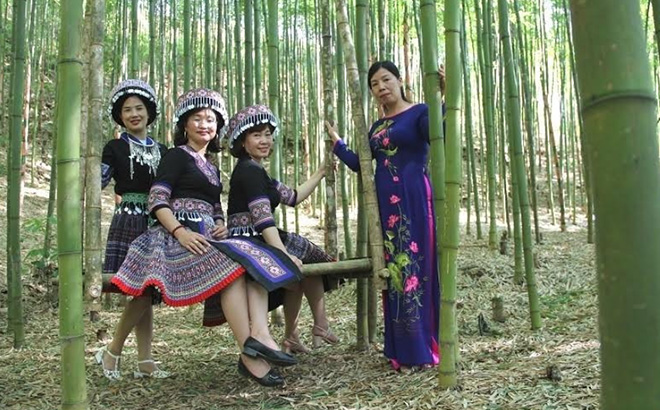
[112,89,301,387]
[325,61,440,371]
[97,79,170,380]
[202,104,340,354]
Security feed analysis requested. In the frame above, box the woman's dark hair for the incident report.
[229,123,275,159]
[367,60,410,103]
[173,107,224,153]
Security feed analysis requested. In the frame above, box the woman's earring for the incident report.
[184,130,188,141]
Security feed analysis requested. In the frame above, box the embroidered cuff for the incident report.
[275,181,297,206]
[148,182,172,213]
[101,162,113,189]
[248,196,275,232]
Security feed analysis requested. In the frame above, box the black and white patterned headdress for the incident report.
[221,104,279,151]
[108,79,159,126]
[174,88,228,128]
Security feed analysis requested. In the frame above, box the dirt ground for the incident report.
[0,162,599,409]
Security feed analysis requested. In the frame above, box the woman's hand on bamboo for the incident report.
[175,229,211,255]
[324,121,341,143]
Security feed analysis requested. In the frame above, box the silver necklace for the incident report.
[124,133,161,179]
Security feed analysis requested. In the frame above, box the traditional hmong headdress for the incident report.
[108,79,159,126]
[174,88,228,128]
[221,104,279,152]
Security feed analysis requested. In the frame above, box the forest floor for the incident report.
[0,159,599,409]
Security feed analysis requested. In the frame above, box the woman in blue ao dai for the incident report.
[326,61,440,371]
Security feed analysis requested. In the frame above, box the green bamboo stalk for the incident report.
[537,0,555,226]
[183,0,191,89]
[43,99,58,269]
[543,68,567,232]
[512,0,540,244]
[7,0,27,347]
[570,2,660,408]
[509,118,524,286]
[233,0,243,110]
[130,0,138,77]
[562,0,593,243]
[422,0,457,388]
[461,0,481,238]
[224,0,233,115]
[280,0,289,231]
[84,0,104,309]
[321,0,337,258]
[204,0,211,87]
[158,0,166,143]
[336,23,351,260]
[23,0,37,176]
[0,0,8,140]
[376,0,385,58]
[292,28,300,234]
[215,0,224,90]
[171,0,178,104]
[57,0,88,406]
[479,0,498,250]
[109,0,122,91]
[30,0,46,185]
[254,0,261,102]
[267,0,280,190]
[335,0,388,289]
[651,0,660,57]
[244,0,253,105]
[498,0,542,330]
[190,1,198,86]
[497,58,511,237]
[304,2,317,219]
[149,0,156,85]
[354,0,369,349]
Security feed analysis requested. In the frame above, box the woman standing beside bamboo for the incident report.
[96,79,170,380]
[325,61,440,371]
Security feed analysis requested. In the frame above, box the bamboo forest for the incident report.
[1,0,659,408]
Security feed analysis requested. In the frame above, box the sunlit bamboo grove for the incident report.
[2,0,660,408]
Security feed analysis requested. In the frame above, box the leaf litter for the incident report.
[0,166,600,409]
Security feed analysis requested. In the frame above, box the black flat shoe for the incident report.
[237,358,284,387]
[243,337,298,367]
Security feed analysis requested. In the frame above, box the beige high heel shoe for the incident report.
[312,325,339,348]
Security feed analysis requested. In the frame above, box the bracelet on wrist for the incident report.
[171,225,185,237]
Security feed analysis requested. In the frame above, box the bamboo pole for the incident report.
[570,2,660,407]
[56,0,88,406]
[335,0,388,290]
[498,0,542,330]
[83,0,105,310]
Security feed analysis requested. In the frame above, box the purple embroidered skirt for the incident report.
[112,198,302,307]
